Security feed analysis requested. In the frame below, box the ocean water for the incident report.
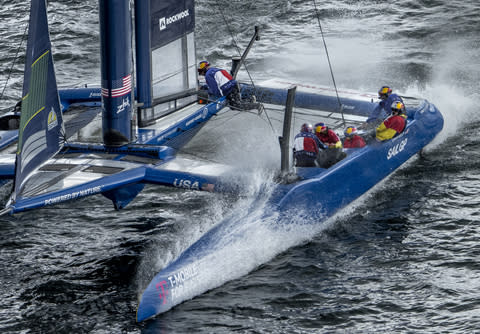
[0,0,479,333]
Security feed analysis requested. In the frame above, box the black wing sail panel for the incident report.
[136,0,197,125]
[13,0,64,199]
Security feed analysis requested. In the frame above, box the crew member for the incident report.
[376,101,407,141]
[365,86,403,126]
[198,60,240,104]
[315,122,344,168]
[343,126,366,148]
[315,123,342,148]
[198,60,264,112]
[293,123,320,167]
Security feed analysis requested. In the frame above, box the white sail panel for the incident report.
[152,32,196,100]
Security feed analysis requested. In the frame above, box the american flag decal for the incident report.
[201,183,215,192]
[101,74,132,98]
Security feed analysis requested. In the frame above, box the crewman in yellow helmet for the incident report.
[376,101,407,141]
[364,85,404,127]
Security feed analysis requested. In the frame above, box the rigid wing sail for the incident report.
[9,0,65,205]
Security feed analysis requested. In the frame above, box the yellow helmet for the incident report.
[391,101,405,113]
[344,126,357,137]
[315,122,327,133]
[198,61,210,74]
[378,86,392,99]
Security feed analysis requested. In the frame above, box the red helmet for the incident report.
[300,123,313,133]
[378,86,392,100]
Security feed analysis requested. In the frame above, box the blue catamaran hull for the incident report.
[136,98,444,321]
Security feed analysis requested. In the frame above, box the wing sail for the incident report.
[135,0,197,126]
[13,0,64,200]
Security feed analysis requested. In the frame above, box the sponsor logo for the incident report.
[138,129,155,143]
[167,263,199,303]
[44,186,102,205]
[173,178,200,190]
[387,138,408,160]
[155,280,169,305]
[159,9,190,32]
[159,17,166,31]
[116,96,130,114]
[217,100,226,110]
[186,111,207,127]
[157,128,177,144]
[47,108,58,130]
[89,91,101,98]
[275,80,377,99]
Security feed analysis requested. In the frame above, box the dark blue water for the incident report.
[1,0,479,333]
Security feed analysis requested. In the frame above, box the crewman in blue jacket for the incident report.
[365,86,403,125]
[198,60,264,112]
[198,60,240,103]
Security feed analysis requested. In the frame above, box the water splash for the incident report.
[135,165,344,316]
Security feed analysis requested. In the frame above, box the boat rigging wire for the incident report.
[312,0,345,127]
[0,24,28,103]
[214,2,275,132]
[215,2,254,85]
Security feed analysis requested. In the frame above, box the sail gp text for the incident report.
[387,138,408,160]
